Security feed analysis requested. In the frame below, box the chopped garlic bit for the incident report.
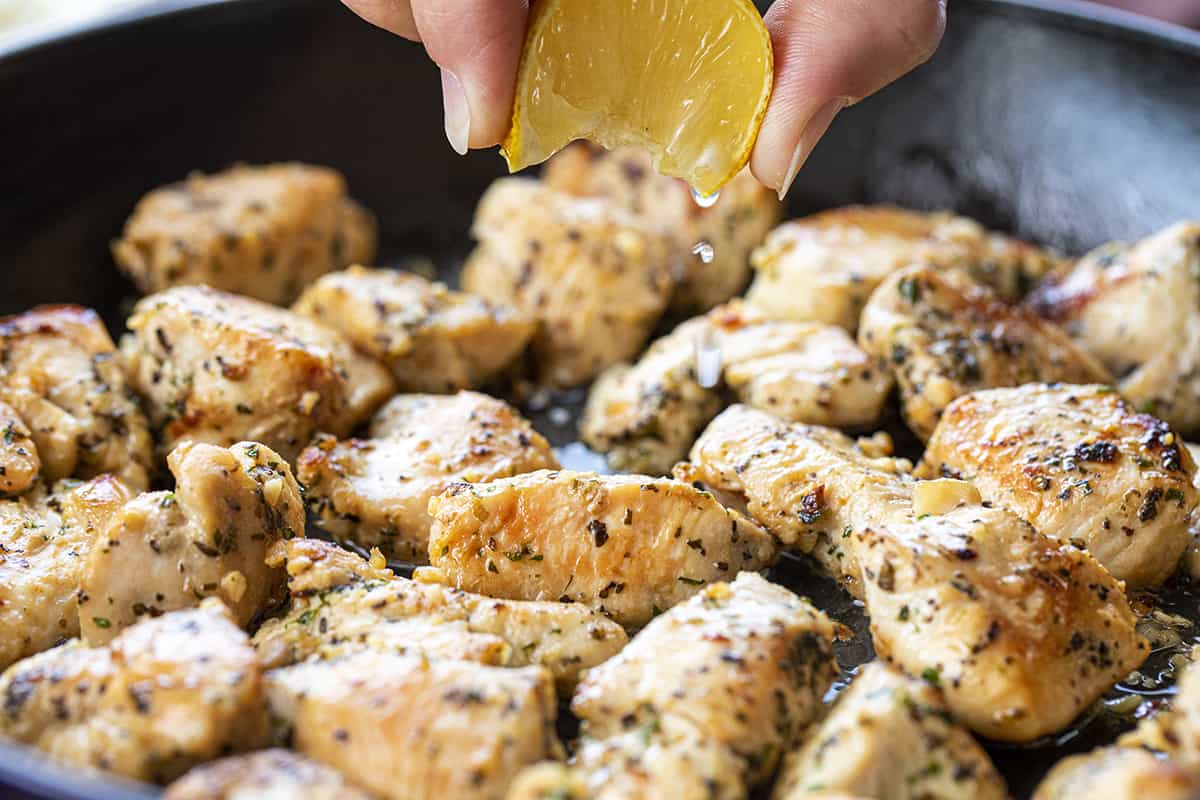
[912,479,982,517]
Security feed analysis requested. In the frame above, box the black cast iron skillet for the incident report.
[0,1,1198,797]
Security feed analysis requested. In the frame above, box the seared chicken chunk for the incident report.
[462,178,677,387]
[299,392,558,563]
[122,286,395,462]
[771,662,1007,800]
[165,749,374,800]
[582,302,891,474]
[0,599,268,783]
[745,206,1061,331]
[0,401,39,496]
[680,406,1145,741]
[418,470,778,627]
[920,384,1198,587]
[113,163,377,305]
[858,265,1110,439]
[0,306,154,491]
[580,313,720,476]
[253,538,627,690]
[1034,654,1200,799]
[543,143,781,313]
[1029,222,1200,434]
[267,650,560,800]
[293,266,534,393]
[675,404,914,591]
[0,476,133,670]
[511,573,838,800]
[78,441,304,644]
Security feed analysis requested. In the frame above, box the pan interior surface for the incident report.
[0,1,1198,798]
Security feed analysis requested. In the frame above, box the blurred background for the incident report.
[1,0,1198,46]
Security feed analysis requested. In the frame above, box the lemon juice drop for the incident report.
[691,186,721,208]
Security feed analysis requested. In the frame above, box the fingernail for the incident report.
[441,68,470,156]
[777,97,849,200]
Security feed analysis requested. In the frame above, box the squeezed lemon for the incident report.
[502,0,774,197]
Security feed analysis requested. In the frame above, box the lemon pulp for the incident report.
[502,0,774,197]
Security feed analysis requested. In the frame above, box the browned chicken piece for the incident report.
[267,650,561,800]
[253,538,627,691]
[771,662,1008,800]
[418,470,778,627]
[122,286,395,462]
[0,476,133,671]
[919,384,1198,587]
[510,573,839,800]
[745,206,1062,331]
[1029,222,1200,434]
[0,599,268,784]
[112,163,377,305]
[580,313,721,476]
[165,749,374,800]
[78,441,304,644]
[858,265,1111,439]
[299,392,558,563]
[542,143,782,313]
[674,404,914,593]
[582,302,891,475]
[679,405,1146,742]
[1034,654,1200,799]
[293,266,535,393]
[462,178,677,387]
[0,306,154,492]
[0,401,39,496]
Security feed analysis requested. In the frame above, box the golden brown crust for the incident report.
[463,178,677,387]
[298,392,558,563]
[858,266,1110,439]
[920,383,1198,587]
[293,266,534,393]
[113,163,376,304]
[0,305,154,491]
[419,470,778,628]
[122,286,395,462]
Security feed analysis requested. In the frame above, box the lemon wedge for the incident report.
[502,0,774,197]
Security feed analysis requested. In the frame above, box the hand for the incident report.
[342,0,946,198]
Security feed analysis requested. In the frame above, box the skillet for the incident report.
[0,1,1198,797]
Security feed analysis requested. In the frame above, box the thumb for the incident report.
[411,0,529,154]
[751,0,946,198]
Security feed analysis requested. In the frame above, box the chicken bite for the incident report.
[680,405,1145,742]
[1034,654,1200,799]
[771,662,1008,800]
[0,599,268,783]
[462,178,677,387]
[293,266,534,393]
[266,650,560,800]
[543,143,781,313]
[745,205,1061,331]
[299,392,558,563]
[858,265,1110,439]
[511,573,839,800]
[0,476,133,671]
[0,401,39,497]
[0,306,154,491]
[1029,222,1200,434]
[920,383,1198,587]
[418,470,778,628]
[164,749,373,800]
[253,538,627,691]
[122,286,395,462]
[113,163,377,305]
[674,404,914,592]
[582,302,891,475]
[78,440,304,644]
